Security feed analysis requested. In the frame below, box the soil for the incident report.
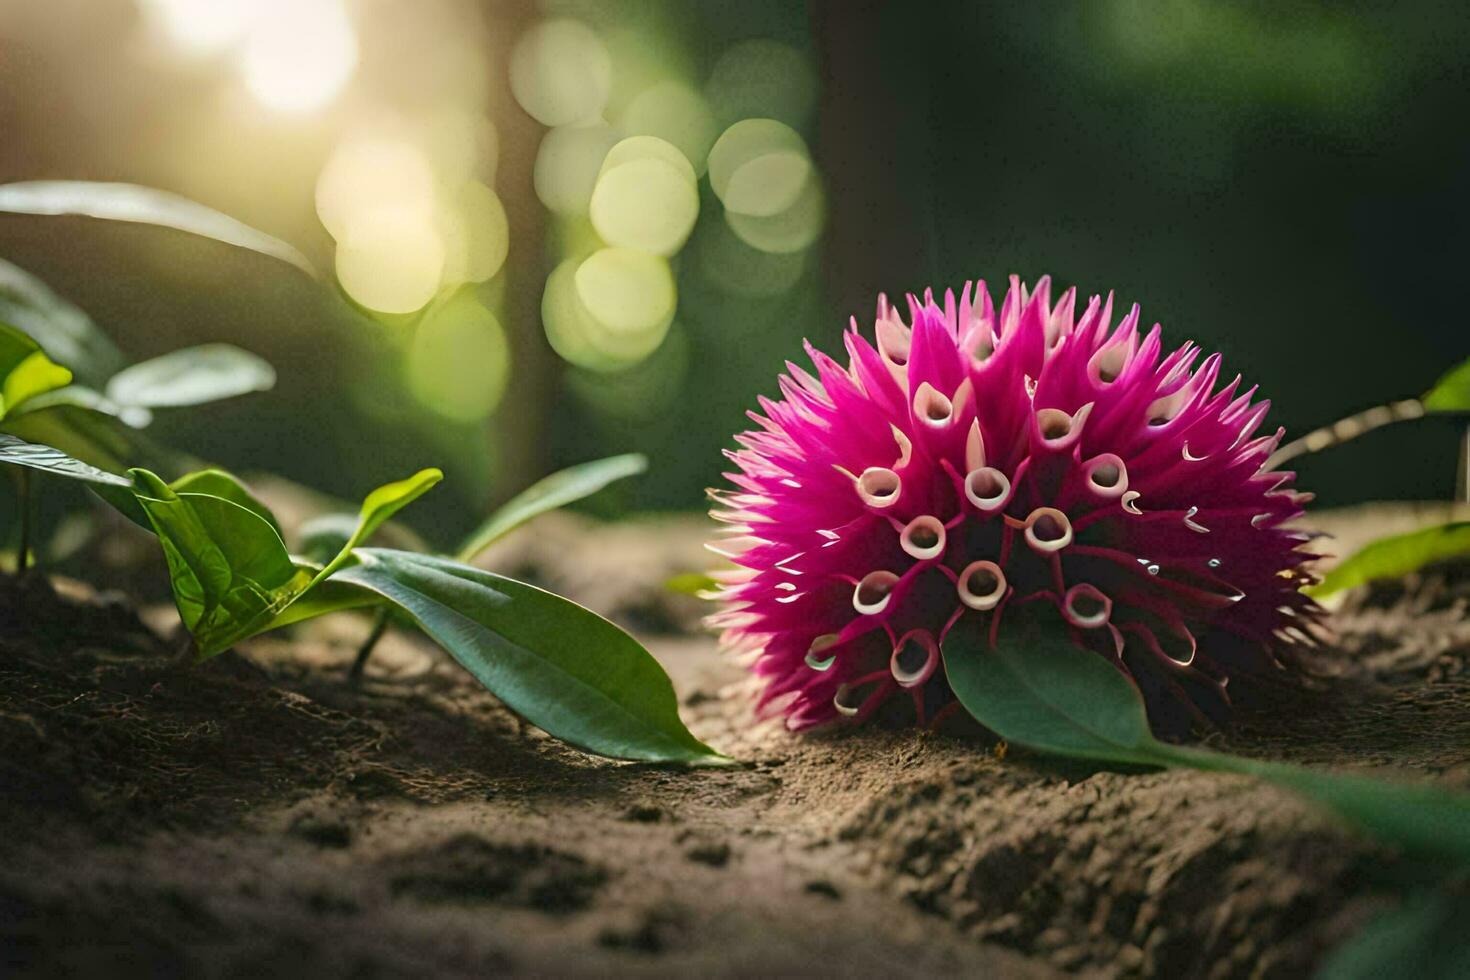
[2,506,1468,978]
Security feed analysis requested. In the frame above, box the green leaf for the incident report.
[1423,358,1470,413]
[1316,891,1470,980]
[265,575,380,629]
[942,614,1162,767]
[456,453,648,562]
[129,468,310,658]
[942,611,1470,864]
[0,257,126,383]
[169,468,282,536]
[313,468,442,583]
[0,432,130,487]
[295,513,361,567]
[0,431,146,526]
[1197,751,1470,867]
[334,549,726,764]
[1307,522,1470,598]
[10,384,153,427]
[0,395,182,479]
[105,344,275,409]
[0,181,316,278]
[0,321,72,420]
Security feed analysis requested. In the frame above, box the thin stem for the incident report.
[1458,425,1470,503]
[171,631,198,669]
[1266,398,1425,470]
[348,606,390,685]
[15,469,31,575]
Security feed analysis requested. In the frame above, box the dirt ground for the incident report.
[2,507,1469,978]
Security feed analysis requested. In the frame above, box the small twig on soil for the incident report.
[349,607,390,685]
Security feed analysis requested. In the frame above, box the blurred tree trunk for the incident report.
[811,0,930,319]
[484,0,552,499]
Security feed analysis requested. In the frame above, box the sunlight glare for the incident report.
[240,0,359,114]
[141,0,255,56]
[335,207,444,314]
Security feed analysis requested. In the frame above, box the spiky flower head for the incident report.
[709,277,1319,733]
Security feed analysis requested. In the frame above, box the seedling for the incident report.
[0,289,274,570]
[338,452,651,680]
[0,441,720,764]
[0,181,721,764]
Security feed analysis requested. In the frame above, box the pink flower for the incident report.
[709,277,1320,733]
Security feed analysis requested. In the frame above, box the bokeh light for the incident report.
[707,39,818,128]
[438,180,509,286]
[335,208,444,315]
[694,214,808,298]
[140,0,255,56]
[726,173,825,254]
[566,322,690,424]
[590,139,698,256]
[619,81,718,176]
[543,251,674,372]
[419,109,499,190]
[510,19,612,127]
[239,0,358,114]
[708,118,812,217]
[534,123,621,216]
[598,135,695,184]
[315,136,438,241]
[407,291,510,422]
[575,247,676,337]
[603,24,698,120]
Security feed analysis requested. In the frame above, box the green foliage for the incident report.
[295,513,363,566]
[1308,522,1470,597]
[336,549,725,763]
[0,432,145,525]
[941,611,1470,865]
[0,322,73,420]
[264,578,378,629]
[105,345,276,409]
[456,453,648,561]
[0,431,130,489]
[13,385,152,428]
[130,466,441,658]
[941,614,1160,768]
[0,181,713,763]
[312,467,442,582]
[129,468,310,658]
[169,469,282,536]
[0,254,278,527]
[0,181,316,278]
[0,257,125,383]
[1422,357,1470,413]
[1,434,711,763]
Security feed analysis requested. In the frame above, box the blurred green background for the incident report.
[0,0,1465,552]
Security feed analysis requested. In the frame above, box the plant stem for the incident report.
[1458,425,1470,503]
[171,631,198,669]
[15,469,31,575]
[1266,398,1425,470]
[349,607,390,685]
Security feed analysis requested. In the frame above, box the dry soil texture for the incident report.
[1,510,1468,978]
